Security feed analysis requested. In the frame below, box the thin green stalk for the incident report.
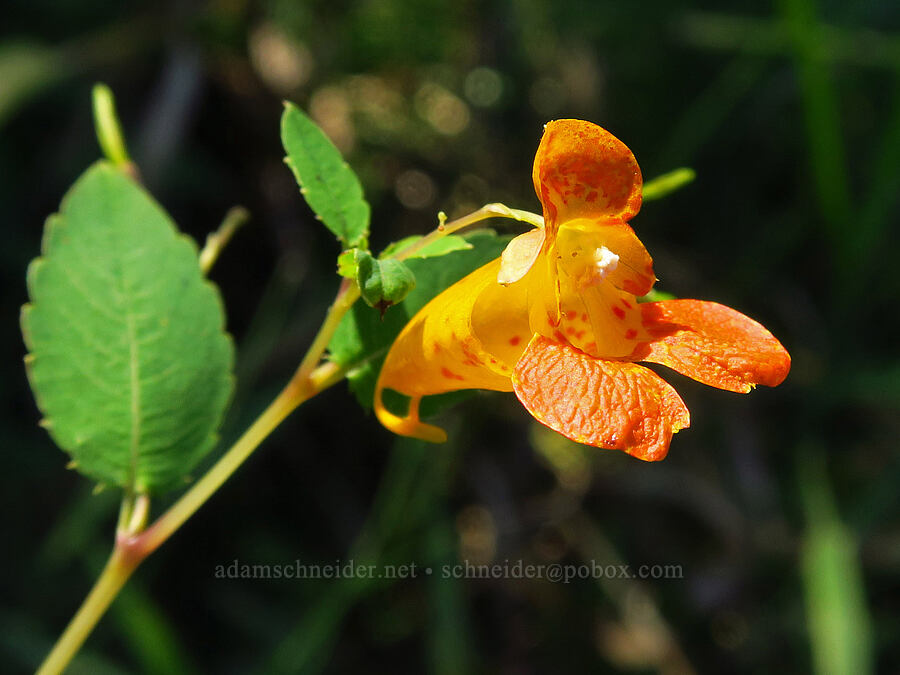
[292,279,359,390]
[199,207,251,275]
[136,276,359,558]
[36,547,139,675]
[392,204,543,261]
[136,377,306,557]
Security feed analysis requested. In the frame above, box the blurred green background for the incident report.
[2,0,898,672]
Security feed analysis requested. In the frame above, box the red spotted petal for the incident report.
[636,300,791,393]
[374,259,518,443]
[532,119,642,228]
[512,336,690,461]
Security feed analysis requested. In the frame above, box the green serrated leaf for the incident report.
[281,102,370,248]
[329,230,509,408]
[379,234,472,260]
[21,162,235,493]
[357,253,416,310]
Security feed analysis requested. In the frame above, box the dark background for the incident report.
[2,0,898,673]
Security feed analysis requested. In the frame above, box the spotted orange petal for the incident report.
[511,336,690,461]
[555,219,656,296]
[532,120,642,229]
[636,300,791,393]
[375,259,525,443]
[550,271,648,359]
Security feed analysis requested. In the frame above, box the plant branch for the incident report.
[199,207,251,275]
[391,203,543,261]
[36,547,139,675]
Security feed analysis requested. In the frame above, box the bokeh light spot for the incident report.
[464,67,503,107]
[309,86,355,153]
[394,169,436,210]
[248,23,313,94]
[414,82,470,135]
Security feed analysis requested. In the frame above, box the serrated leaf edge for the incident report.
[280,102,370,249]
[20,162,237,492]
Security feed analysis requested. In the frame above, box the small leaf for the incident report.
[329,230,509,408]
[281,102,370,248]
[21,162,234,493]
[357,252,416,312]
[380,234,472,260]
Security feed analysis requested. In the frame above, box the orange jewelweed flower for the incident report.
[374,120,790,460]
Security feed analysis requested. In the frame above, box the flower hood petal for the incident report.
[533,119,643,229]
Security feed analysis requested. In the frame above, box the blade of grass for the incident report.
[854,69,900,278]
[797,446,873,675]
[777,0,854,291]
[676,11,900,69]
[424,515,473,675]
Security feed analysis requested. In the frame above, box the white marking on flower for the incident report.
[592,246,619,280]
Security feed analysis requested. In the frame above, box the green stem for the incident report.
[293,278,360,389]
[137,277,358,558]
[199,207,251,275]
[391,203,543,260]
[36,546,139,675]
[137,367,315,557]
